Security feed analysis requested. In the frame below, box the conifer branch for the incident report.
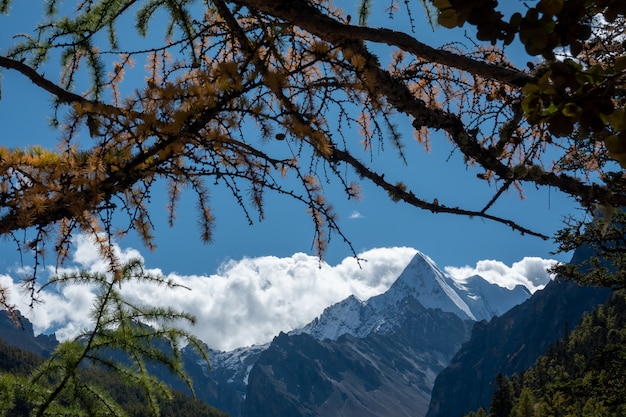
[0,56,88,104]
[333,148,549,239]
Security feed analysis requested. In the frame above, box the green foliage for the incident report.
[0,339,45,375]
[0,259,210,417]
[489,373,514,417]
[432,0,626,166]
[0,374,16,415]
[510,387,535,417]
[431,0,625,57]
[5,0,200,98]
[552,208,626,288]
[0,340,225,417]
[521,59,616,138]
[80,367,226,417]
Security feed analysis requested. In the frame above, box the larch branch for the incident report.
[231,0,626,210]
[232,0,531,87]
[333,148,549,239]
[0,56,88,104]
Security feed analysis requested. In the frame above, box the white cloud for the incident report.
[72,234,145,271]
[124,247,417,350]
[1,239,559,352]
[348,211,364,219]
[444,257,559,293]
[2,239,416,351]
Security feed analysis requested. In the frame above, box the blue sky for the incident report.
[0,0,576,277]
[0,0,580,349]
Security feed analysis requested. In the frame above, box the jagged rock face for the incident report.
[243,296,474,417]
[0,250,541,417]
[425,277,612,417]
[0,310,58,357]
[173,251,536,417]
[176,344,266,417]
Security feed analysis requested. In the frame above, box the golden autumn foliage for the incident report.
[0,0,625,291]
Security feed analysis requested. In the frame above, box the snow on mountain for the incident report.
[168,249,538,415]
[295,295,371,341]
[383,251,476,320]
[196,250,534,407]
[207,343,268,385]
[452,275,531,321]
[296,251,533,341]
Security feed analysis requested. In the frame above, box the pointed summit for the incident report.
[297,250,535,342]
[385,251,476,320]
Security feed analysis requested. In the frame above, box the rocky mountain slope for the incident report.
[0,310,58,357]
[1,250,540,417]
[206,251,533,417]
[425,245,612,417]
[243,296,472,417]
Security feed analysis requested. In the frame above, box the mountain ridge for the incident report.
[425,244,612,417]
[295,251,532,343]
[237,250,535,417]
[243,295,473,417]
[0,249,545,417]
[0,310,58,357]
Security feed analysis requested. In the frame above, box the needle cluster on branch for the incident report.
[0,0,624,289]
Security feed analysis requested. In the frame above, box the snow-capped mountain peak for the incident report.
[384,251,477,320]
[297,251,533,341]
[158,249,542,416]
[296,295,370,341]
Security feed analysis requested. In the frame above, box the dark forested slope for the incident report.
[427,262,611,417]
[465,289,626,417]
[0,314,227,417]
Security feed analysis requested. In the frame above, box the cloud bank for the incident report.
[444,257,558,293]
[1,238,557,351]
[2,239,417,351]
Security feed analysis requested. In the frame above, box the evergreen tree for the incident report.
[512,387,535,417]
[0,259,210,417]
[489,374,514,417]
[470,290,626,417]
[582,398,609,417]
